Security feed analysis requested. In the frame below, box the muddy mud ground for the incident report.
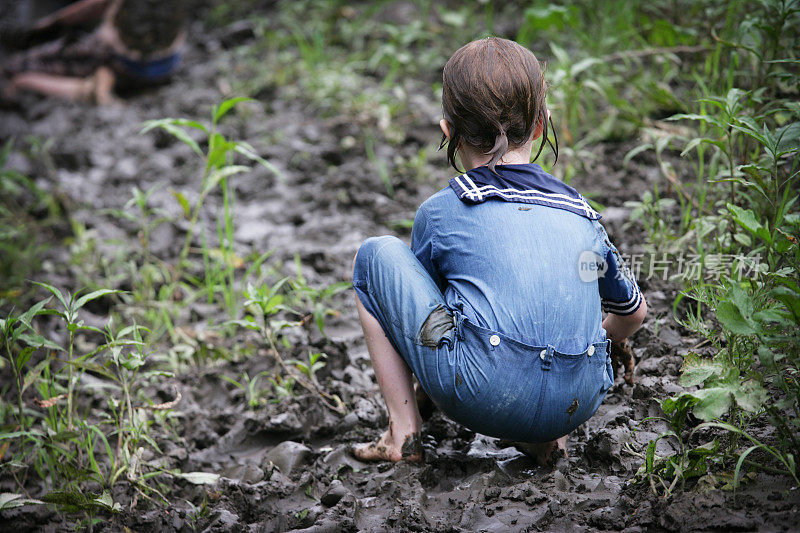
[1,4,799,533]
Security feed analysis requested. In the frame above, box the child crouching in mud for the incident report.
[351,37,646,465]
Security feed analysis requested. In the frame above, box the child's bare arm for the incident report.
[602,298,646,385]
[34,0,110,30]
[602,297,647,345]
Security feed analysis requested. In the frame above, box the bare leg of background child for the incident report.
[352,294,423,462]
[8,66,115,104]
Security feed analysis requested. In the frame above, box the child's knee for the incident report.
[355,235,405,271]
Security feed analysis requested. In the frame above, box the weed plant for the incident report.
[0,140,63,301]
[0,284,186,520]
[624,0,800,494]
[0,98,346,519]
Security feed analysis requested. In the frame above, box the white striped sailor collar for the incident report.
[448,163,601,220]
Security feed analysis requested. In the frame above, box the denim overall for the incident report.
[353,164,641,442]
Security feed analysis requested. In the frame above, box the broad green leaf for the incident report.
[771,286,800,323]
[730,123,768,148]
[264,294,283,314]
[680,137,703,156]
[751,308,786,324]
[680,353,723,387]
[757,346,775,368]
[659,393,698,433]
[92,491,121,512]
[522,4,575,31]
[728,284,754,319]
[727,204,771,243]
[0,493,44,510]
[439,9,467,27]
[622,144,652,166]
[715,301,756,335]
[572,57,601,76]
[732,381,767,412]
[724,88,745,113]
[121,352,145,371]
[205,133,234,170]
[691,387,732,421]
[225,319,261,331]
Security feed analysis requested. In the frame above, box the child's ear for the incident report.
[531,109,550,141]
[439,119,452,140]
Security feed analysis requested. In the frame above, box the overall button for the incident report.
[489,335,501,346]
[587,345,595,356]
[539,349,547,360]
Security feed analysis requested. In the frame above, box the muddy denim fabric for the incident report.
[353,235,614,442]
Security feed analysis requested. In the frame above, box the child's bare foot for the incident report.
[89,67,116,105]
[352,430,423,463]
[503,435,567,466]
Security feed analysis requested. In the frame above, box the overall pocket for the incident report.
[436,320,550,442]
[534,341,612,441]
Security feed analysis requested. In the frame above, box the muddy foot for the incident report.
[351,430,423,463]
[504,436,568,467]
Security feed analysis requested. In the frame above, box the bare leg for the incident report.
[9,66,115,104]
[352,293,422,462]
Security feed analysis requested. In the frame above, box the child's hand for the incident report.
[610,339,635,386]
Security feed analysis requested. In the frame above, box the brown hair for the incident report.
[441,37,557,174]
[113,0,187,58]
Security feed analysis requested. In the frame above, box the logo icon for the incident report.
[578,250,607,282]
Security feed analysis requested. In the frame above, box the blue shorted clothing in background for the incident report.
[353,163,642,442]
